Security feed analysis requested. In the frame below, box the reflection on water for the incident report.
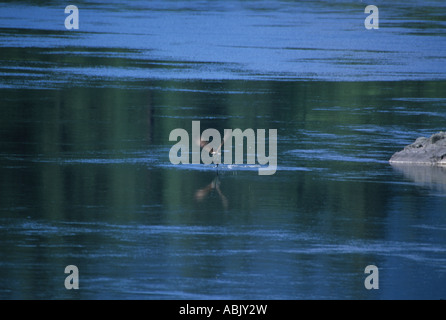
[1,0,446,300]
[391,164,446,194]
[195,175,229,211]
[1,80,445,300]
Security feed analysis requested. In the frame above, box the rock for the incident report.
[389,131,446,165]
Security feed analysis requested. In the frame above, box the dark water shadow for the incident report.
[391,163,446,194]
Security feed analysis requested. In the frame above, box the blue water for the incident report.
[1,0,446,85]
[0,1,446,300]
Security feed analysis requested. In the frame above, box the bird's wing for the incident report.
[216,130,232,154]
[195,135,213,153]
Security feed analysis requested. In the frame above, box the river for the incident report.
[0,0,445,299]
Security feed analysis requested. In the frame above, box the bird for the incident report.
[195,130,232,172]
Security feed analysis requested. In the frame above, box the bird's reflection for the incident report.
[194,175,228,210]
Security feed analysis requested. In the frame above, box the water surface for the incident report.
[0,0,445,300]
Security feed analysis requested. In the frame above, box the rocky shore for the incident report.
[389,131,446,165]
